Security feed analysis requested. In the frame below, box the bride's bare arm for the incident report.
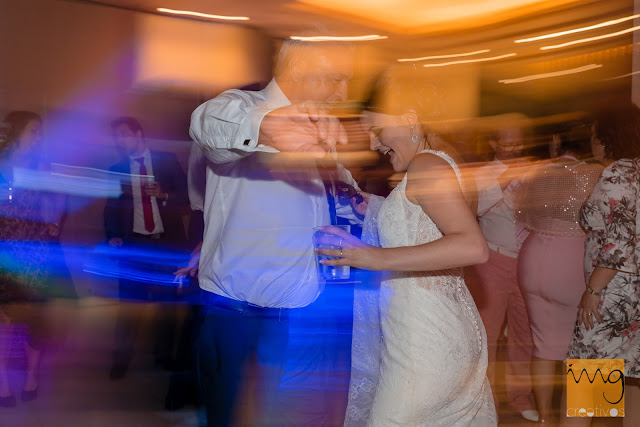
[318,153,488,271]
[386,153,489,271]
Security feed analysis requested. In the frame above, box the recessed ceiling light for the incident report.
[289,35,388,42]
[515,14,640,43]
[423,53,516,68]
[156,7,249,21]
[540,26,640,50]
[398,49,491,62]
[602,70,640,81]
[499,64,602,84]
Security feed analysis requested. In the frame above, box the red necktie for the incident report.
[135,157,155,232]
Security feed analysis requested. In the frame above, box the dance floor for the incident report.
[0,298,550,426]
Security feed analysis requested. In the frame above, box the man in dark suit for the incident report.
[104,116,188,380]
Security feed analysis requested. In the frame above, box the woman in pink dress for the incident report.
[517,123,603,424]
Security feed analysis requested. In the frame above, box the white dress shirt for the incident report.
[129,149,164,235]
[475,159,520,256]
[190,79,361,308]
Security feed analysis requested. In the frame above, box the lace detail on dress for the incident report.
[376,149,483,354]
[344,195,385,426]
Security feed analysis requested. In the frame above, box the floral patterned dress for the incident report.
[565,158,640,377]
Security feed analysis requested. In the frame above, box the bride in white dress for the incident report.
[318,74,497,426]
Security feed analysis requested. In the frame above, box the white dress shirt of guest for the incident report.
[111,119,170,246]
[190,42,361,309]
[475,124,528,257]
[129,148,164,235]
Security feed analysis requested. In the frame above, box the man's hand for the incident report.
[108,237,123,247]
[259,103,348,156]
[350,191,370,217]
[174,242,202,287]
[144,182,167,200]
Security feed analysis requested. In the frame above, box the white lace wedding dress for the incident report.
[346,150,496,426]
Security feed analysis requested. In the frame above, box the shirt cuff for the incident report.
[237,107,278,153]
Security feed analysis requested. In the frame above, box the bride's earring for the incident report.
[411,125,419,144]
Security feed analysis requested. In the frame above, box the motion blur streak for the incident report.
[515,14,640,43]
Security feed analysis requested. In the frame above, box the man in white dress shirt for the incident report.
[470,117,538,422]
[190,40,365,425]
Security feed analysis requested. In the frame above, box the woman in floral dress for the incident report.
[564,104,640,425]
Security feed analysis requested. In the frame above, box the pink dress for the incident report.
[517,157,602,360]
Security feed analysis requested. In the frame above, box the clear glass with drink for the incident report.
[313,225,350,281]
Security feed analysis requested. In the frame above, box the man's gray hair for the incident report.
[274,38,314,77]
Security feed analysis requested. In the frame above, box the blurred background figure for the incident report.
[0,111,68,407]
[516,121,603,424]
[469,114,539,422]
[563,104,640,427]
[104,116,189,380]
[164,142,207,414]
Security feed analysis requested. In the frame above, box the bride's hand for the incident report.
[315,226,385,271]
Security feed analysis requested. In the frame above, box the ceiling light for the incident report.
[289,35,388,42]
[423,53,516,68]
[602,70,640,81]
[398,49,491,62]
[541,25,640,50]
[499,64,602,84]
[156,7,249,21]
[516,14,640,43]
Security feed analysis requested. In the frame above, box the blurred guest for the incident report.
[563,104,640,426]
[447,122,486,164]
[0,111,64,407]
[469,115,539,422]
[517,123,603,423]
[190,37,366,425]
[171,142,207,286]
[164,143,207,412]
[104,116,188,380]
